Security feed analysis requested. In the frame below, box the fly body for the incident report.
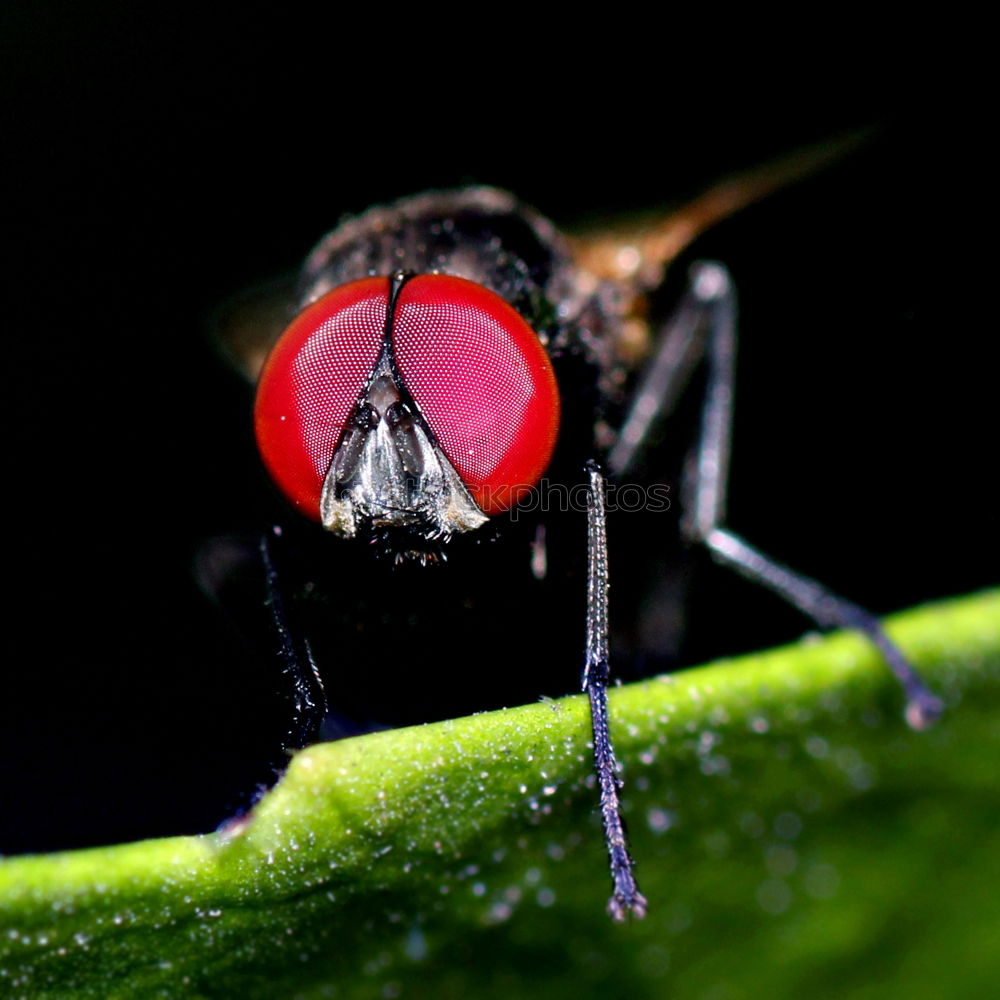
[219,148,940,920]
[232,188,620,728]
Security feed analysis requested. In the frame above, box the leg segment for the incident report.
[701,529,943,728]
[261,526,329,756]
[584,461,647,920]
[614,261,942,728]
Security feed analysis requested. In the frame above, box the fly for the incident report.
[217,140,941,921]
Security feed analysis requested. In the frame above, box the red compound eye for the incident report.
[254,277,388,519]
[393,275,560,515]
[254,274,560,521]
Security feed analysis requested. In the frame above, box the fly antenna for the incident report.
[583,460,647,920]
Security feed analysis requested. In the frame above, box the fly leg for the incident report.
[584,460,647,921]
[261,526,329,759]
[617,261,941,728]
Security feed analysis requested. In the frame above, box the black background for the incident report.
[1,12,993,853]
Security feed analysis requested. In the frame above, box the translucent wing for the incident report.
[213,273,298,383]
[567,130,872,366]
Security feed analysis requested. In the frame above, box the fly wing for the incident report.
[212,272,299,382]
[568,129,872,290]
[213,187,580,384]
[566,130,872,368]
[214,135,867,384]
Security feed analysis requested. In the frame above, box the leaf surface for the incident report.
[2,590,998,999]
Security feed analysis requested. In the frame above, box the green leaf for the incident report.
[2,590,999,999]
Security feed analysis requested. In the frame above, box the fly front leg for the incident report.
[613,262,942,729]
[261,526,329,760]
[583,461,647,920]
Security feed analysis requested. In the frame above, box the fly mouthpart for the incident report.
[320,417,487,543]
[319,312,488,546]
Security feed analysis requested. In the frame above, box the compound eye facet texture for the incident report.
[255,277,388,519]
[254,274,560,520]
[393,274,560,515]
